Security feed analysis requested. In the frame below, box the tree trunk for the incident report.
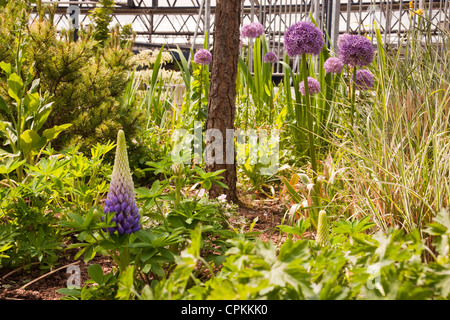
[205,0,241,203]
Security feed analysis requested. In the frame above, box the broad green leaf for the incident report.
[0,96,12,119]
[275,105,288,128]
[151,45,164,89]
[32,102,53,131]
[29,78,40,94]
[135,229,156,244]
[140,248,157,262]
[202,179,211,190]
[7,73,23,104]
[19,129,46,155]
[434,209,450,232]
[57,288,81,297]
[88,264,104,284]
[42,123,72,141]
[68,212,85,225]
[0,61,12,75]
[151,263,166,278]
[277,225,304,236]
[23,92,40,116]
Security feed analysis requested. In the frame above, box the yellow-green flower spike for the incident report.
[316,210,330,246]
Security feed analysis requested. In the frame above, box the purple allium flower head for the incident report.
[241,22,264,39]
[337,34,374,67]
[299,77,321,95]
[194,49,212,65]
[324,57,344,74]
[284,21,324,57]
[337,34,351,48]
[351,69,375,90]
[264,51,278,63]
[102,130,141,235]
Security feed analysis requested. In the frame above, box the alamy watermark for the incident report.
[366,264,381,291]
[171,121,280,175]
[66,264,81,289]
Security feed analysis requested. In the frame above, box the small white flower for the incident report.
[196,188,206,198]
[218,194,227,202]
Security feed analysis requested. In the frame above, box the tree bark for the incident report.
[205,0,241,203]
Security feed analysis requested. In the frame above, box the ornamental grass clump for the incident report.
[352,69,375,90]
[103,130,141,235]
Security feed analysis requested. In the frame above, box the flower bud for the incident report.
[316,210,330,247]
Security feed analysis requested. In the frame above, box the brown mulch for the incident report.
[0,254,112,301]
[0,196,287,301]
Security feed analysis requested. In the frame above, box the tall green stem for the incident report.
[351,67,357,127]
[198,64,203,120]
[117,244,130,274]
[245,55,250,131]
[301,53,319,229]
[301,54,317,179]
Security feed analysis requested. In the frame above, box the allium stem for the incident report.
[301,54,317,179]
[351,67,357,127]
[198,64,203,120]
[301,53,319,229]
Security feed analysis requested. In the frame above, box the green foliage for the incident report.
[190,58,210,123]
[0,142,113,268]
[0,48,71,181]
[0,185,65,268]
[238,35,278,126]
[89,0,114,46]
[0,1,142,165]
[2,0,450,303]
[137,213,450,300]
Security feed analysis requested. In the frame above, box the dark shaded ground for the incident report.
[0,198,287,300]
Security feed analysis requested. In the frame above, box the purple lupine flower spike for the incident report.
[102,130,141,235]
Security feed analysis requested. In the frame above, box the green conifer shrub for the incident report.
[0,1,147,168]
